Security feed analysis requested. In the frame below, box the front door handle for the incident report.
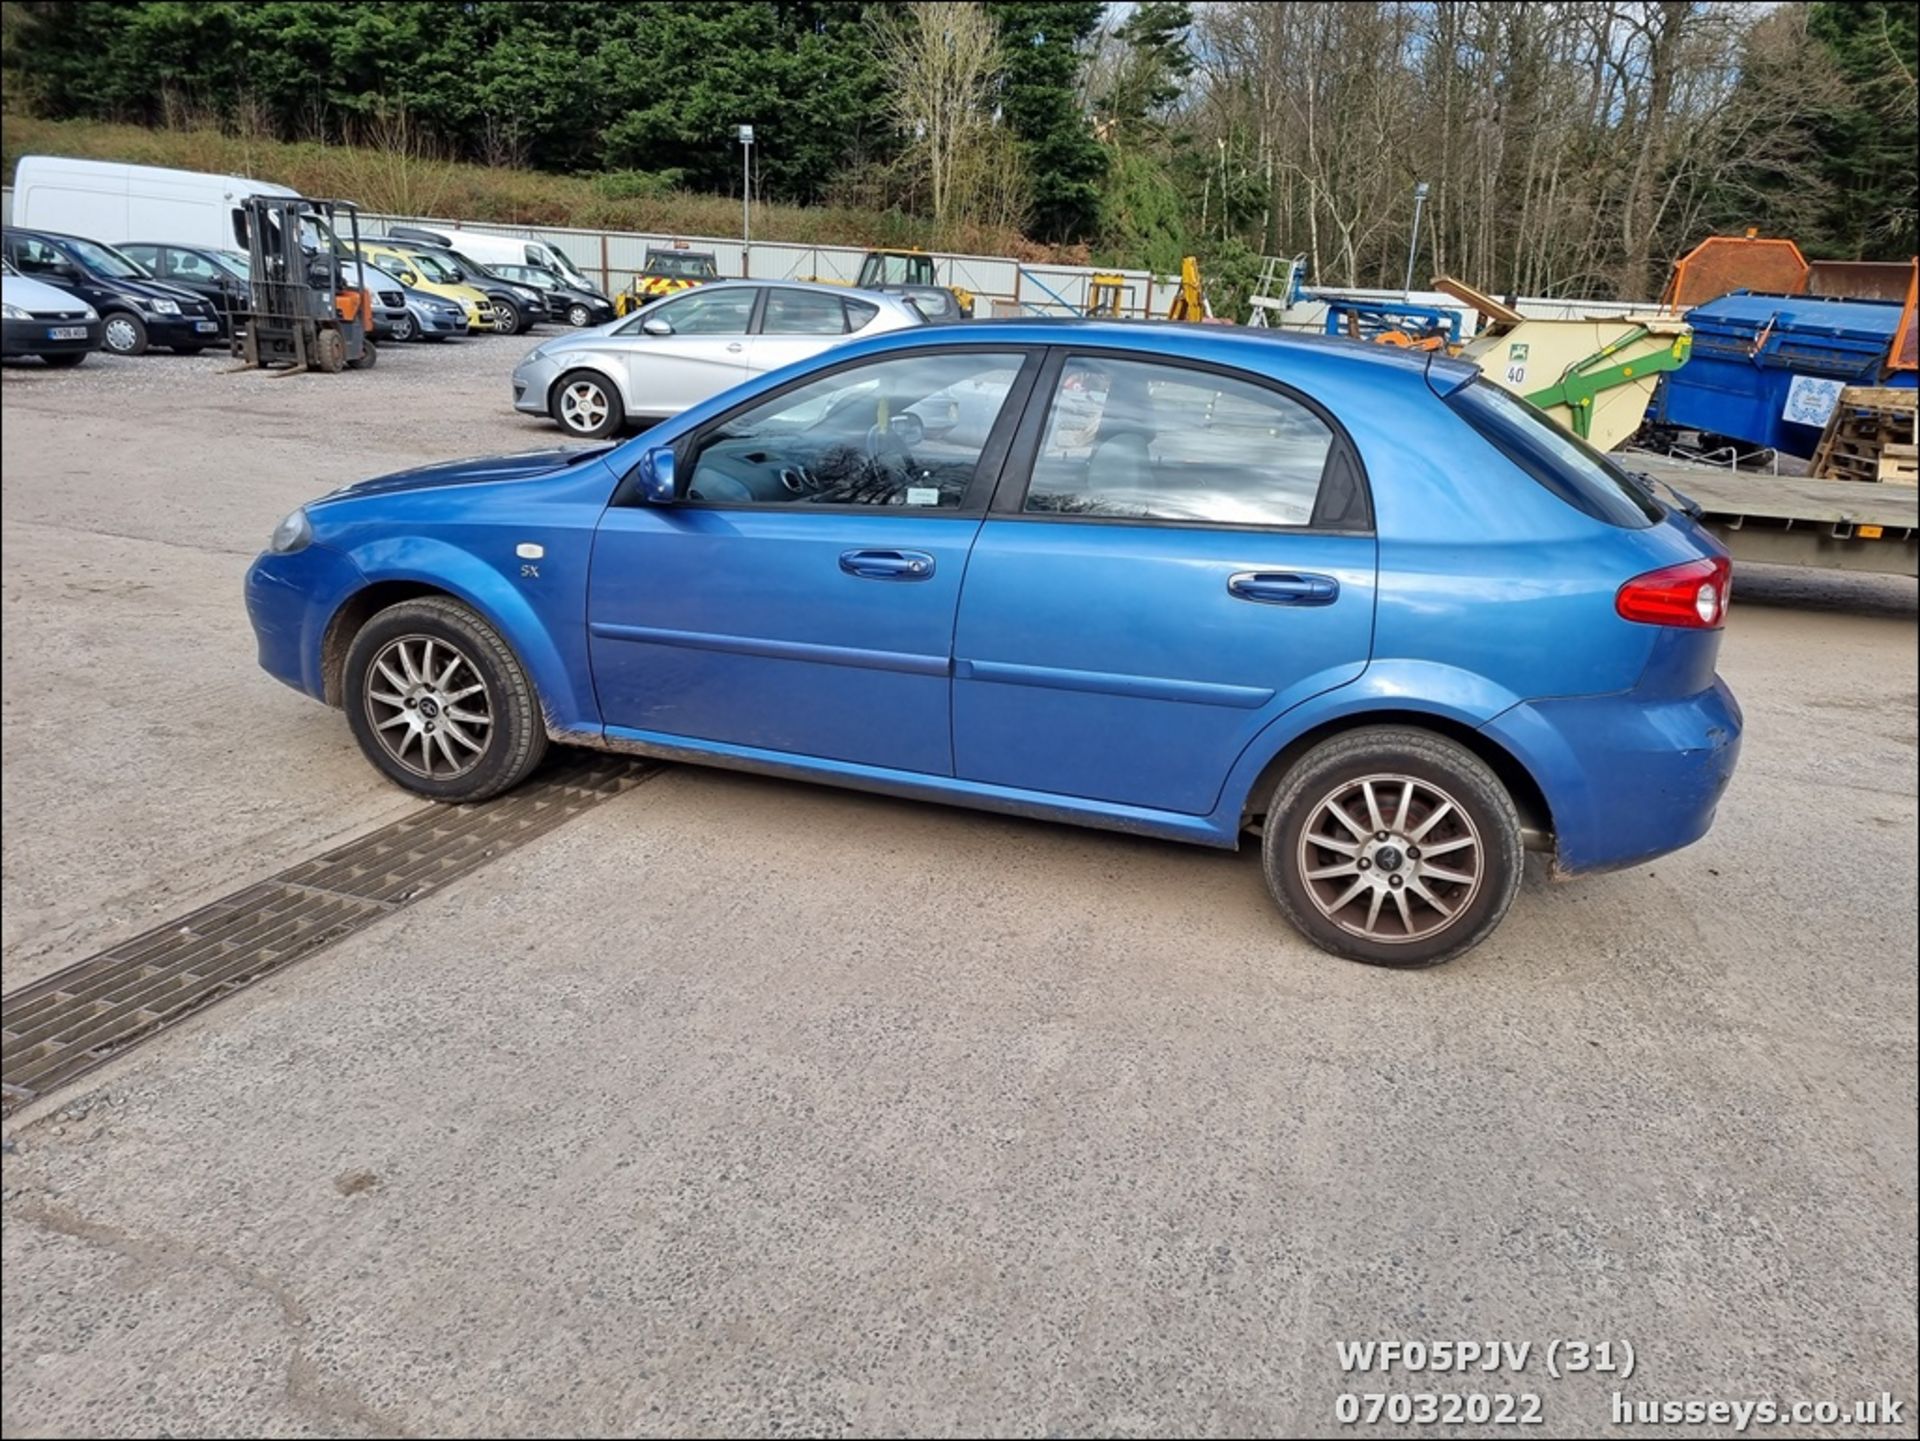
[1228,571,1339,606]
[840,549,935,580]
[726,341,744,353]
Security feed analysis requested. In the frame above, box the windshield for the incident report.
[64,237,148,279]
[408,252,461,284]
[539,243,593,290]
[649,253,717,279]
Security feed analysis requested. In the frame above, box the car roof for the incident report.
[851,316,1476,383]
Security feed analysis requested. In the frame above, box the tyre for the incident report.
[391,311,418,342]
[343,597,547,803]
[566,302,592,328]
[101,312,149,356]
[1261,727,1524,967]
[171,343,205,356]
[550,368,624,438]
[491,297,521,334]
[38,351,87,368]
[312,328,347,373]
[347,339,378,370]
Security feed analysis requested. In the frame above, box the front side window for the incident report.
[408,252,460,284]
[639,287,756,335]
[684,351,1026,508]
[762,288,851,335]
[165,249,217,281]
[1024,356,1335,527]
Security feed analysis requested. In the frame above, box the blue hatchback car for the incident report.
[246,321,1741,965]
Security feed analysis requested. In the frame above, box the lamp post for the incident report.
[1403,180,1429,297]
[737,124,754,277]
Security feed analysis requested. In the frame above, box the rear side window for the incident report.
[762,288,849,335]
[844,298,881,332]
[1024,355,1336,527]
[1446,379,1660,527]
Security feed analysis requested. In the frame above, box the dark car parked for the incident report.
[490,263,616,328]
[119,242,250,333]
[385,229,542,335]
[2,228,222,355]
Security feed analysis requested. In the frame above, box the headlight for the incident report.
[513,285,540,302]
[1,303,27,319]
[145,298,181,315]
[269,508,312,554]
[81,304,99,320]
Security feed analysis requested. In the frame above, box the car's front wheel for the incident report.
[491,297,522,334]
[39,351,87,368]
[1261,726,1524,967]
[101,312,149,356]
[566,302,592,327]
[343,598,548,802]
[391,311,418,342]
[550,369,624,438]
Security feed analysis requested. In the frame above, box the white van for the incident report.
[381,223,605,297]
[12,155,302,251]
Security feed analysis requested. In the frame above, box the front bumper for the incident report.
[140,311,223,345]
[245,544,369,703]
[1483,678,1743,875]
[2,316,101,356]
[511,352,564,414]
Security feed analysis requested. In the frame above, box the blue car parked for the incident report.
[246,321,1741,965]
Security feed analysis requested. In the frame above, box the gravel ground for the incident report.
[2,334,1915,1438]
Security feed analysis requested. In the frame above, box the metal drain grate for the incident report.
[2,753,656,1116]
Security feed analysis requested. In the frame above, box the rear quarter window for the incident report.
[1445,379,1661,527]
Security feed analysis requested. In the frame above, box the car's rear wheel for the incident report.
[551,369,624,438]
[343,598,547,803]
[101,312,149,356]
[1261,727,1523,967]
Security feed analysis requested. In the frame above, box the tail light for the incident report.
[1616,555,1731,629]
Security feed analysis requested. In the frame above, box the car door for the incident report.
[157,247,234,318]
[619,287,759,416]
[951,350,1378,817]
[587,346,1037,774]
[745,287,873,377]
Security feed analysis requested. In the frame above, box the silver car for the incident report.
[511,279,925,438]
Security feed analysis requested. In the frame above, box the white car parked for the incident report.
[511,280,925,438]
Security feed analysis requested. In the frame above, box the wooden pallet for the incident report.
[1811,386,1918,484]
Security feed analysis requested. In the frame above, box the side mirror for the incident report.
[888,412,926,446]
[641,317,673,337]
[638,447,677,504]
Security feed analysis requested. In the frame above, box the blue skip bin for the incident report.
[1652,290,1913,456]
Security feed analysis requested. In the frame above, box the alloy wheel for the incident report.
[559,379,610,434]
[363,635,493,780]
[1296,773,1483,944]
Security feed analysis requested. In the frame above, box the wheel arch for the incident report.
[321,579,451,706]
[1238,707,1555,847]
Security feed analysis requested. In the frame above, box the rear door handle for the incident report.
[1228,571,1339,606]
[840,549,935,580]
[726,341,744,353]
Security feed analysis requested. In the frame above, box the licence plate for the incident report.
[47,326,88,340]
[195,320,220,333]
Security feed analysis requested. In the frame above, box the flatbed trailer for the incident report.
[1632,456,1917,578]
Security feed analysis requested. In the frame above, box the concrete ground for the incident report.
[2,336,1915,1438]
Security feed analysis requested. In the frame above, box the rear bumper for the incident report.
[2,316,100,355]
[1482,678,1743,875]
[245,544,368,703]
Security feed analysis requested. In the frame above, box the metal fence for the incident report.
[356,211,1164,318]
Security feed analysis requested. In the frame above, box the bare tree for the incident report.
[872,1,1006,227]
